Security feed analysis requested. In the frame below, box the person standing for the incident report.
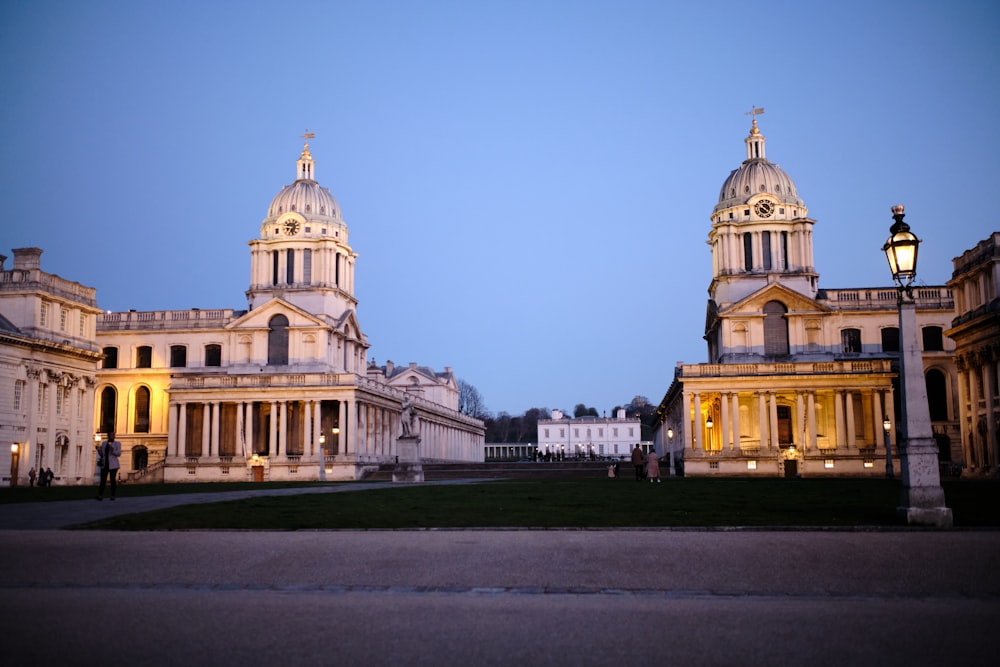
[630,444,645,482]
[95,432,122,501]
[28,467,36,487]
[647,449,661,483]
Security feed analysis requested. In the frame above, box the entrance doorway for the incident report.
[252,466,264,482]
[784,459,798,478]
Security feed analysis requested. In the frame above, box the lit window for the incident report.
[825,459,835,469]
[747,460,757,470]
[863,459,874,468]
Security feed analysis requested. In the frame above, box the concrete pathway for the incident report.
[1,486,998,666]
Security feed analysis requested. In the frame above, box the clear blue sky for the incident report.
[2,0,998,417]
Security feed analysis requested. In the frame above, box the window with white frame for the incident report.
[14,380,24,410]
[40,302,49,327]
[60,307,68,332]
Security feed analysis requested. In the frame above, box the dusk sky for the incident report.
[2,1,998,417]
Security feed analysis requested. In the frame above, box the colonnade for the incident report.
[22,364,96,482]
[679,385,895,454]
[956,350,1000,472]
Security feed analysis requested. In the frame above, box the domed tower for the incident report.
[707,113,818,309]
[247,138,358,317]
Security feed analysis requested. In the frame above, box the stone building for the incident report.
[92,140,483,483]
[946,233,1000,476]
[0,248,103,485]
[651,117,960,477]
[536,409,643,460]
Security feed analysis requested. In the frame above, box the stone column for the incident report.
[968,359,980,468]
[845,391,856,450]
[692,393,702,451]
[269,401,279,457]
[758,392,768,449]
[235,401,245,458]
[983,358,998,470]
[731,393,740,451]
[167,402,178,458]
[834,390,845,449]
[720,393,731,450]
[683,392,693,451]
[872,390,885,451]
[769,393,779,449]
[178,403,188,458]
[210,401,220,457]
[807,392,817,451]
[796,392,805,449]
[245,402,255,457]
[201,402,211,459]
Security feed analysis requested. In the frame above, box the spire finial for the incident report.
[745,106,765,134]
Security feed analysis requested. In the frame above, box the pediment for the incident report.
[226,298,330,331]
[721,283,831,317]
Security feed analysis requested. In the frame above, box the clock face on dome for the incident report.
[754,199,774,218]
[283,219,301,235]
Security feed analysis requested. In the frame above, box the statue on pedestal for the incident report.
[401,396,418,437]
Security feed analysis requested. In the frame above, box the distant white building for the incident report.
[537,409,644,459]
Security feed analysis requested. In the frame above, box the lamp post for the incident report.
[883,418,893,479]
[882,205,952,527]
[318,434,326,482]
[705,415,713,451]
[10,443,20,487]
[667,427,674,478]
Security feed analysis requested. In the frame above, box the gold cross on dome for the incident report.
[301,129,316,141]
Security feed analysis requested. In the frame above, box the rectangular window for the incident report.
[743,233,754,271]
[762,232,772,270]
[881,328,900,353]
[863,459,874,468]
[40,302,48,327]
[824,459,835,469]
[14,380,24,411]
[60,307,68,332]
[781,231,789,269]
[79,313,86,336]
[747,460,757,470]
[922,326,944,351]
[303,249,312,285]
[544,429,549,438]
[170,345,187,368]
[205,344,222,367]
[628,428,634,437]
[841,329,862,354]
[136,346,152,368]
[286,249,295,284]
[102,347,118,369]
[37,383,46,412]
[599,428,603,437]
[56,387,64,415]
[272,251,280,286]
[574,428,579,437]
[709,461,719,470]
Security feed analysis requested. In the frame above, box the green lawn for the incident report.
[54,477,1000,530]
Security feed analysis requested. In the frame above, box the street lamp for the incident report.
[705,415,713,450]
[10,443,20,488]
[667,427,674,478]
[883,418,893,479]
[882,205,952,527]
[318,434,327,482]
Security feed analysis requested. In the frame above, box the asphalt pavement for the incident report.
[1,485,998,666]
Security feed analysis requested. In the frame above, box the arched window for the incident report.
[743,233,754,271]
[99,386,116,435]
[268,314,289,365]
[763,301,789,356]
[926,369,948,421]
[134,386,151,433]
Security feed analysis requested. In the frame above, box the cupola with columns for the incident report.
[707,109,819,308]
[247,134,359,317]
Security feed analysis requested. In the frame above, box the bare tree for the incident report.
[458,379,489,419]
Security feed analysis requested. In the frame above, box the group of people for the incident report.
[607,445,663,482]
[27,466,54,487]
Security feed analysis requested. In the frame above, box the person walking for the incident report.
[95,431,122,501]
[647,449,661,483]
[630,444,645,482]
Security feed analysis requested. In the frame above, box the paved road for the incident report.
[1,489,998,666]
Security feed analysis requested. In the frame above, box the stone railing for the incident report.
[820,286,953,310]
[681,359,893,378]
[98,308,238,331]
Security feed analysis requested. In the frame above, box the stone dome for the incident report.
[263,142,342,224]
[712,118,805,215]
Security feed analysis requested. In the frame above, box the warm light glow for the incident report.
[882,205,920,287]
[706,416,714,429]
[332,427,340,435]
[10,443,18,454]
[94,433,102,443]
[319,434,326,445]
[667,428,674,440]
[883,418,891,432]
